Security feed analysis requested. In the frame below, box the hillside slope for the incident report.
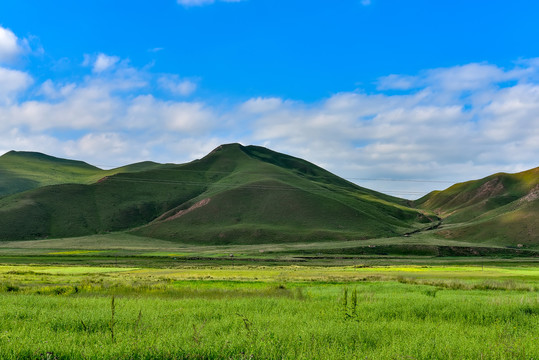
[0,151,162,197]
[415,167,539,246]
[0,144,434,243]
[132,144,434,244]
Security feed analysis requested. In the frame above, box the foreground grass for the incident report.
[0,264,537,359]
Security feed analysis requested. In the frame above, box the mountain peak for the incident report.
[207,143,245,155]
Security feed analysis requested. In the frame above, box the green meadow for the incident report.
[0,261,537,359]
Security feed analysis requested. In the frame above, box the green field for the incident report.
[0,258,537,359]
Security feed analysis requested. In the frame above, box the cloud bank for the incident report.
[1,25,538,198]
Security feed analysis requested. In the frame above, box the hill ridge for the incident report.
[1,150,100,170]
[0,150,165,197]
[416,166,539,246]
[1,145,537,248]
[0,144,433,243]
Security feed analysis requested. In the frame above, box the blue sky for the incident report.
[1,0,538,198]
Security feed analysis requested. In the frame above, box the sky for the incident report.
[0,0,538,199]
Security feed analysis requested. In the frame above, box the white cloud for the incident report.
[0,26,22,63]
[38,80,76,99]
[165,102,215,132]
[426,63,507,91]
[377,74,418,90]
[0,67,33,104]
[158,75,197,96]
[83,53,120,73]
[240,97,283,113]
[378,62,509,92]
[479,83,539,145]
[2,84,121,131]
[123,95,215,133]
[68,132,127,157]
[93,53,120,73]
[81,54,148,93]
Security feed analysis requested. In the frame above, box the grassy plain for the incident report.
[0,258,538,359]
[0,233,537,359]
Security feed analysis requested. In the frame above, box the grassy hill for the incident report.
[0,144,434,243]
[415,167,539,247]
[0,150,162,197]
[133,144,434,244]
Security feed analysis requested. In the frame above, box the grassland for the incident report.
[0,232,536,268]
[0,262,537,359]
[0,233,537,359]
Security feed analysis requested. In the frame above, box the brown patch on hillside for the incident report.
[428,178,506,216]
[163,198,211,222]
[471,178,505,201]
[519,184,539,204]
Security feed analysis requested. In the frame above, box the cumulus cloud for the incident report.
[378,62,510,92]
[83,53,121,73]
[0,67,33,104]
[166,102,215,131]
[240,97,283,113]
[124,95,215,133]
[158,75,197,96]
[38,80,76,99]
[66,132,128,157]
[377,74,417,90]
[426,63,507,91]
[0,26,23,63]
[94,53,120,72]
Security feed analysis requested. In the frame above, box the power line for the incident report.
[349,178,454,183]
[105,177,334,192]
[98,166,457,185]
[103,176,434,199]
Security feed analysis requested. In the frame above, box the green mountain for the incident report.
[0,150,162,197]
[415,167,539,247]
[0,144,433,243]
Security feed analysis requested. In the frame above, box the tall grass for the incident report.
[0,278,537,359]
